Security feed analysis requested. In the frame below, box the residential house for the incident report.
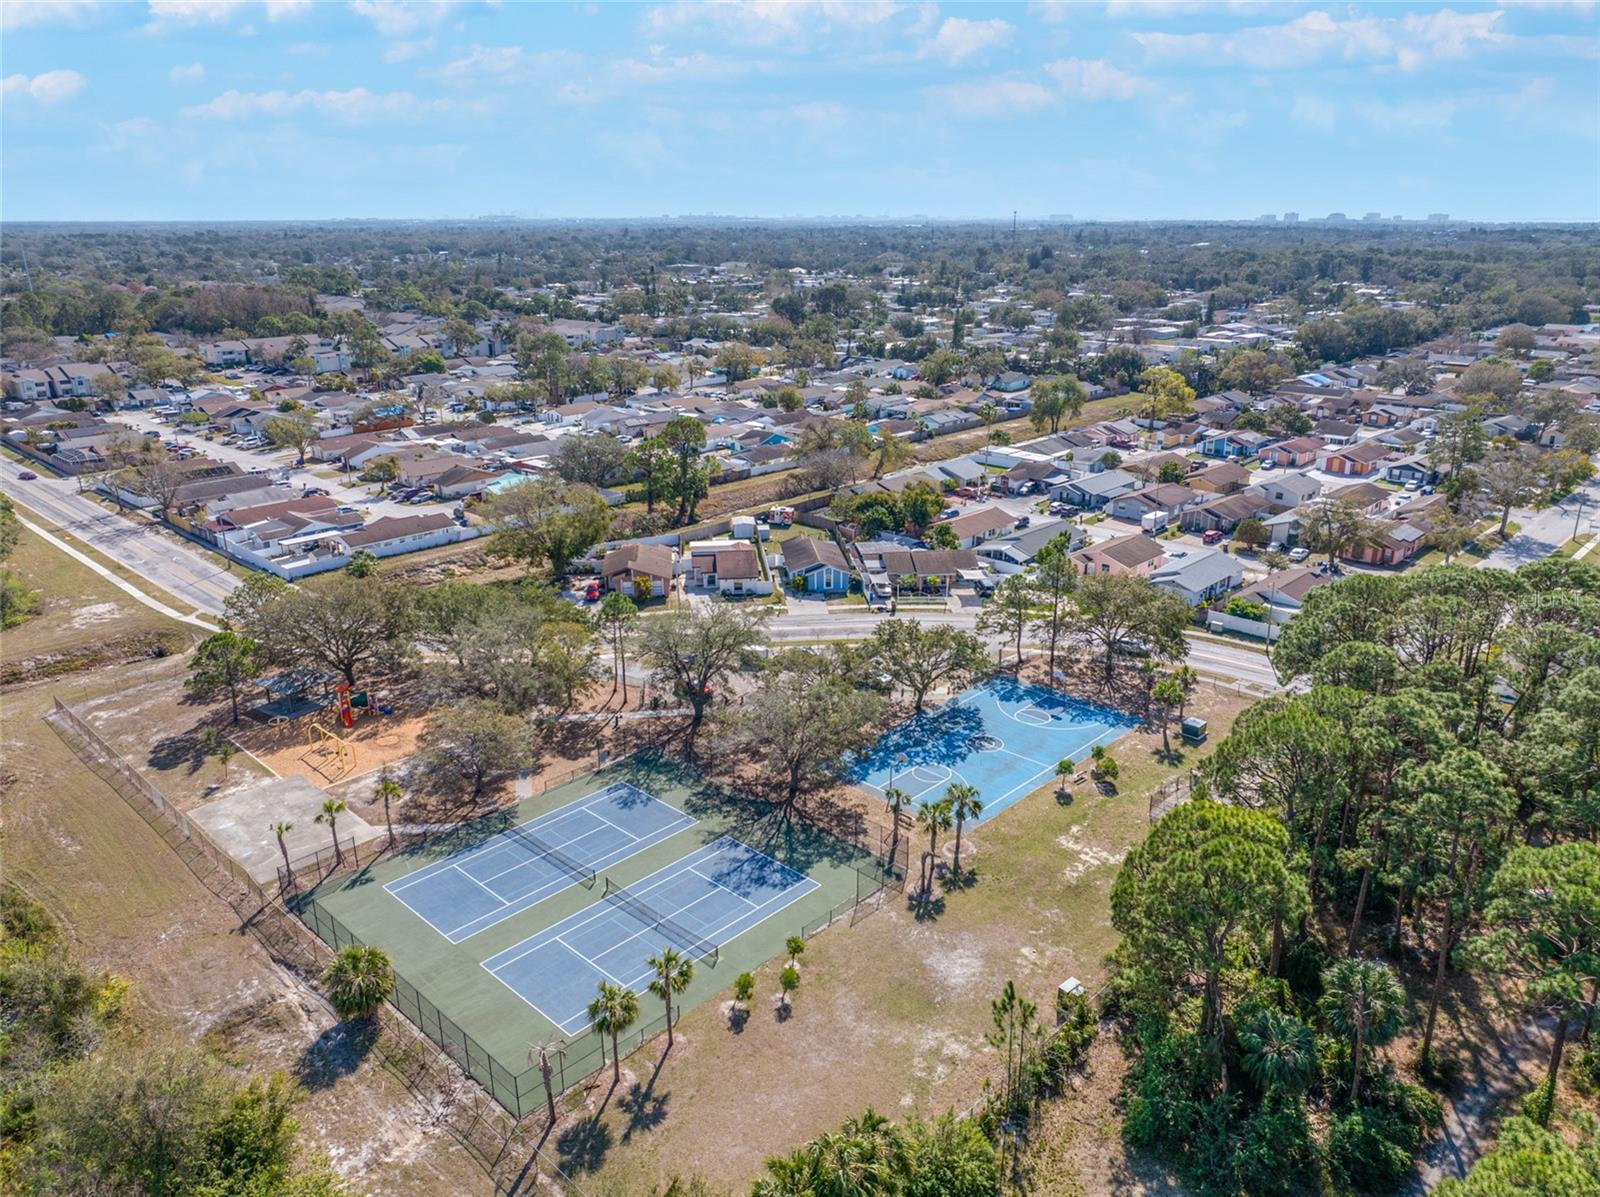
[687,541,769,595]
[600,543,676,598]
[941,506,1018,549]
[1326,481,1391,515]
[1179,491,1271,534]
[429,464,504,499]
[1150,550,1245,606]
[856,546,980,598]
[1239,566,1333,616]
[777,536,853,594]
[1383,455,1435,486]
[1002,459,1070,495]
[1258,436,1325,468]
[1187,461,1253,495]
[1319,440,1393,477]
[974,519,1084,573]
[1343,520,1427,567]
[1258,472,1324,510]
[1312,419,1360,445]
[1199,429,1269,459]
[1056,468,1139,510]
[1105,483,1203,523]
[1072,533,1165,577]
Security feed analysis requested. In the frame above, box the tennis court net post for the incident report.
[504,822,598,890]
[601,877,719,964]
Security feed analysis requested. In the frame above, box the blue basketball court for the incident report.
[482,836,818,1035]
[850,676,1138,823]
[386,782,697,943]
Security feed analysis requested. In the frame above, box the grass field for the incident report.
[0,526,199,677]
[1,542,491,1194]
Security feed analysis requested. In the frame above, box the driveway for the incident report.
[0,453,240,617]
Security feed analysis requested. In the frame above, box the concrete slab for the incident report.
[191,776,384,884]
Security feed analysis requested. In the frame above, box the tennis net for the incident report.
[505,822,598,890]
[602,878,719,963]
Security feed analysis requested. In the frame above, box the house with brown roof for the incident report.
[1178,491,1271,534]
[600,543,677,598]
[1320,440,1393,477]
[1258,436,1325,468]
[1105,483,1204,523]
[942,506,1018,549]
[686,541,770,595]
[1188,461,1253,494]
[1073,533,1166,577]
[1326,481,1391,515]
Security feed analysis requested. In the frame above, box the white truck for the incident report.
[1140,510,1170,534]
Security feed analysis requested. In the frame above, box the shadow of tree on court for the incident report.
[555,1112,613,1175]
[294,1019,379,1090]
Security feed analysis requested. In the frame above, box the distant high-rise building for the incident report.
[1283,212,1299,223]
[1326,212,1347,222]
[1363,212,1383,222]
[1427,213,1450,223]
[1258,214,1278,222]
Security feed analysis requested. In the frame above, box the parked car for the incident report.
[303,487,329,497]
[1202,529,1224,545]
[941,507,960,520]
[1015,515,1030,529]
[1288,546,1311,562]
[583,581,601,602]
[17,470,37,480]
[1404,479,1422,491]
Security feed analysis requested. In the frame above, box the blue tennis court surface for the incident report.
[386,782,696,943]
[851,676,1137,823]
[483,836,818,1034]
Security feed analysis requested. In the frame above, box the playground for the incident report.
[229,669,422,784]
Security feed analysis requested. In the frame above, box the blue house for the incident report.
[1200,430,1269,460]
[780,536,853,593]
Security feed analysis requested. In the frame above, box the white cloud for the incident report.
[927,17,1014,63]
[182,86,434,122]
[1133,8,1509,72]
[924,77,1056,118]
[2,69,88,105]
[351,0,459,38]
[1027,1,1074,24]
[1,1,102,31]
[642,0,903,45]
[1046,57,1151,99]
[143,0,245,30]
[430,44,524,81]
[169,62,206,82]
[264,0,310,18]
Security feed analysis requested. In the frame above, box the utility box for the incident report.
[1181,716,1208,743]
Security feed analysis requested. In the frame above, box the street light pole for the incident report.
[1574,496,1588,540]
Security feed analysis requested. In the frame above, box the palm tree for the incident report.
[1170,664,1200,718]
[314,798,347,866]
[647,948,694,1049]
[528,1040,566,1124]
[374,770,402,846]
[916,799,954,898]
[883,786,909,878]
[1238,1008,1316,1093]
[1320,958,1406,1104]
[785,935,806,967]
[979,401,999,444]
[1054,758,1074,799]
[271,820,294,891]
[321,944,393,1021]
[945,783,983,875]
[588,981,640,1086]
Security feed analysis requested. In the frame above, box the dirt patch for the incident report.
[0,630,190,686]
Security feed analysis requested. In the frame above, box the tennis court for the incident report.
[483,836,818,1034]
[386,781,696,943]
[851,675,1138,822]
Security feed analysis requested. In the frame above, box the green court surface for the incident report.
[294,753,878,1109]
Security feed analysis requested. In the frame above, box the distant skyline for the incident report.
[3,1,1597,224]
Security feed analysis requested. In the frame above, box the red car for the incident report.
[1202,529,1224,545]
[582,581,601,602]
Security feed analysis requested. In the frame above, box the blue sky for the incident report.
[2,1,1596,222]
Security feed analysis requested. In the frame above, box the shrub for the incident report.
[320,945,393,1021]
[1326,1105,1423,1193]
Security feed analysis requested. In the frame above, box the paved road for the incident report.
[0,454,240,617]
[766,606,1282,689]
[1476,475,1600,570]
